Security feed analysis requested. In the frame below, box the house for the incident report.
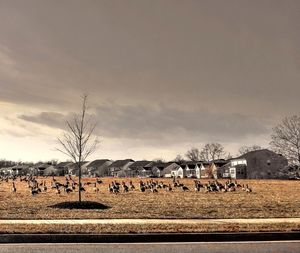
[107,159,135,177]
[43,166,64,176]
[67,161,91,176]
[181,161,202,178]
[86,159,113,177]
[218,160,247,179]
[162,162,184,178]
[149,162,183,178]
[34,163,56,176]
[200,162,218,179]
[42,161,73,176]
[0,167,13,176]
[212,159,228,169]
[56,162,73,175]
[128,161,153,177]
[219,149,288,179]
[181,160,226,179]
[10,164,31,176]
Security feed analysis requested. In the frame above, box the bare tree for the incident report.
[173,154,185,164]
[270,115,300,165]
[238,145,262,156]
[185,147,201,162]
[199,143,227,162]
[56,95,100,202]
[153,158,165,163]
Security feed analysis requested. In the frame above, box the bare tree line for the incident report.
[175,115,300,166]
[270,115,300,166]
[184,143,229,162]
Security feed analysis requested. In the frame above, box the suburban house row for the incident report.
[0,149,290,179]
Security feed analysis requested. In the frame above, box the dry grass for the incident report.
[0,177,300,220]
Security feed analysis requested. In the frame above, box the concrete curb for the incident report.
[1,232,300,244]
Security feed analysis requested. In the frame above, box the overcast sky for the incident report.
[0,0,299,162]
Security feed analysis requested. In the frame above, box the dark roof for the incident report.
[180,161,204,167]
[152,162,178,170]
[234,149,283,160]
[35,163,53,169]
[11,165,30,170]
[162,163,181,174]
[108,159,135,168]
[129,161,153,169]
[212,159,228,166]
[57,162,73,167]
[87,159,110,168]
[182,164,196,169]
[219,162,231,170]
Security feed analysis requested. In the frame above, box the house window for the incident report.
[267,160,271,166]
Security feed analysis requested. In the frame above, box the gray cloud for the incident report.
[19,104,269,146]
[0,1,299,116]
[19,112,68,130]
[0,1,299,160]
[95,104,270,143]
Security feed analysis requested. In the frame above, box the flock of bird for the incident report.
[1,175,252,196]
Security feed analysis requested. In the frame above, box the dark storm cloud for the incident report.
[19,104,269,144]
[0,0,299,160]
[0,0,299,116]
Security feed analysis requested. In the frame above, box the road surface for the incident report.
[0,241,299,253]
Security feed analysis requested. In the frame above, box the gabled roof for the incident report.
[180,161,204,168]
[68,161,90,170]
[162,163,182,174]
[57,162,73,167]
[219,162,231,170]
[11,165,30,170]
[212,159,228,167]
[152,162,178,170]
[108,159,135,168]
[182,164,197,169]
[87,159,110,168]
[35,163,53,168]
[34,163,54,171]
[234,149,284,160]
[129,161,153,170]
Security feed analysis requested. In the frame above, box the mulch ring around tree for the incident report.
[49,201,110,210]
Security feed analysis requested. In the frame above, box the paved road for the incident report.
[1,218,300,225]
[0,241,299,253]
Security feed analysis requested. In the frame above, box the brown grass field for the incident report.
[1,177,300,219]
[0,177,300,233]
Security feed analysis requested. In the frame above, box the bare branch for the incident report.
[56,94,100,202]
[270,115,300,165]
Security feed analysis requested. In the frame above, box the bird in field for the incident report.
[245,184,252,193]
[11,182,16,193]
[93,183,99,193]
[181,185,189,191]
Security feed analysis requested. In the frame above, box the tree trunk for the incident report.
[78,163,82,202]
